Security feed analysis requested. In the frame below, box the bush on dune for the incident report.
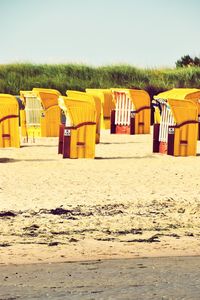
[0,63,200,97]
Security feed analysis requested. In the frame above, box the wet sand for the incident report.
[0,256,200,299]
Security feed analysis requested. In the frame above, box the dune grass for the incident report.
[0,63,200,98]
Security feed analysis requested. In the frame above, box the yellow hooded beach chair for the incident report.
[66,90,101,143]
[110,88,151,135]
[0,94,20,148]
[58,95,96,159]
[32,88,61,137]
[154,88,200,139]
[153,98,198,156]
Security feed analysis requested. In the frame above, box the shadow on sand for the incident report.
[0,158,57,163]
[95,155,155,160]
[20,144,56,148]
[100,141,143,145]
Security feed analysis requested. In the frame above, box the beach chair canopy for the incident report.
[65,90,101,143]
[86,89,115,127]
[154,88,200,113]
[58,96,96,127]
[66,90,101,123]
[111,88,150,110]
[167,98,198,126]
[32,88,61,109]
[0,94,19,120]
[20,90,36,102]
[154,88,200,101]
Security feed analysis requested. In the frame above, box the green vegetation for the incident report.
[176,55,200,68]
[0,63,200,99]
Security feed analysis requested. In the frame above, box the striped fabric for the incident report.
[159,102,175,142]
[25,95,43,126]
[114,92,134,125]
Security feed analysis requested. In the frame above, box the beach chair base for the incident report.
[58,123,96,159]
[110,110,135,135]
[110,108,150,135]
[153,122,198,156]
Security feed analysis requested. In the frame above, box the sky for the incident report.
[0,0,200,68]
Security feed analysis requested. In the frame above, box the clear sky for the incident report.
[0,0,200,68]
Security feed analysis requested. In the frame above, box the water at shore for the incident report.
[0,256,200,299]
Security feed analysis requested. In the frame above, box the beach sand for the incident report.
[0,129,200,265]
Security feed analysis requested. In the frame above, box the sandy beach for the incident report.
[0,129,200,265]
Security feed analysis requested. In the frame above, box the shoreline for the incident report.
[1,253,200,266]
[1,256,200,299]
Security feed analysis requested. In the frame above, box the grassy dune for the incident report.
[0,63,200,98]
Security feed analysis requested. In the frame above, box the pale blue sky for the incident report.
[0,0,200,68]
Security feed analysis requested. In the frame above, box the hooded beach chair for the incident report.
[110,89,151,135]
[66,90,101,143]
[32,88,61,137]
[153,88,200,139]
[58,96,96,159]
[153,98,198,156]
[0,94,20,148]
[86,89,115,130]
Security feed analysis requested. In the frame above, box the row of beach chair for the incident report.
[0,88,200,157]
